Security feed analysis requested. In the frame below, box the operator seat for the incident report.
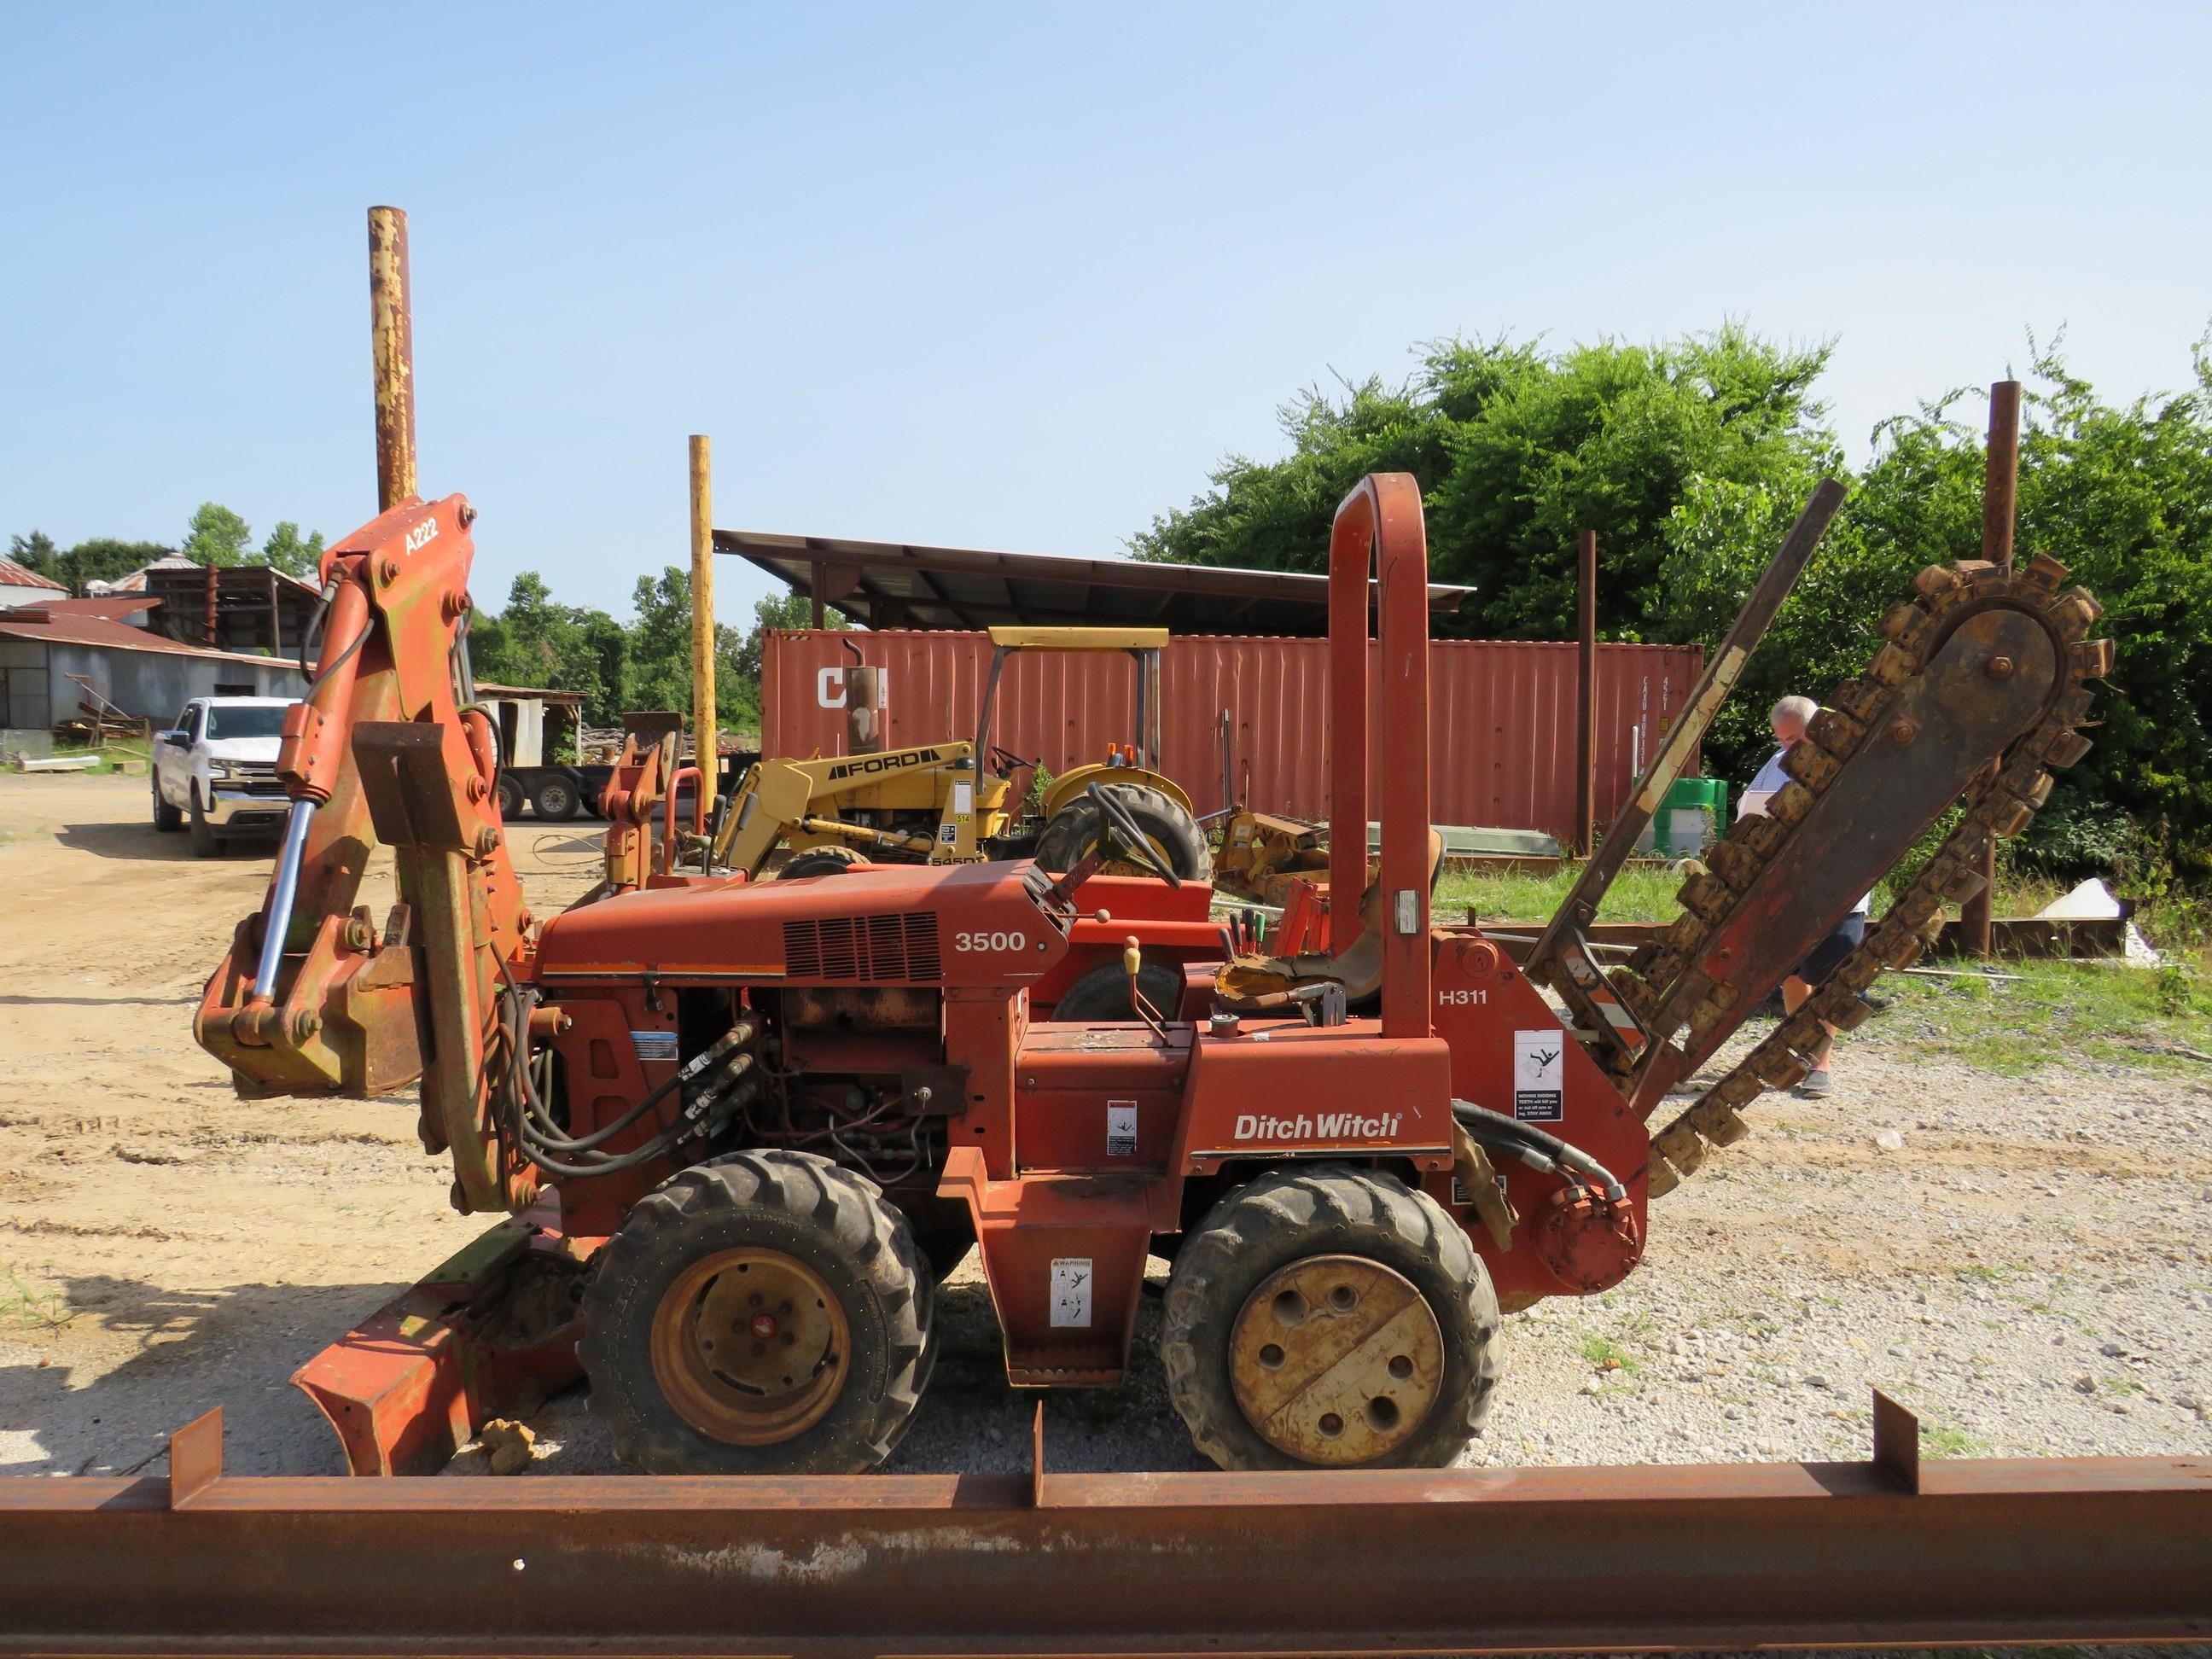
[1212,829,1445,1013]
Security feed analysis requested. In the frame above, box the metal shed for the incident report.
[0,604,297,736]
[762,630,1701,839]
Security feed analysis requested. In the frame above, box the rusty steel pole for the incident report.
[367,207,416,512]
[688,435,718,818]
[1962,380,2023,958]
[1576,529,1598,856]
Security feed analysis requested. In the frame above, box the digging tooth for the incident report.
[1645,1151,1681,1198]
[1685,1100,1751,1145]
[1652,1122,1708,1175]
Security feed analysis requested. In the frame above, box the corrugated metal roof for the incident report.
[0,604,294,667]
[0,556,66,592]
[763,631,1702,836]
[32,595,160,621]
[718,530,1475,637]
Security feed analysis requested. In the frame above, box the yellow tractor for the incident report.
[713,626,1211,882]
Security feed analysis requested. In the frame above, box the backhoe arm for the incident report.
[195,493,537,1214]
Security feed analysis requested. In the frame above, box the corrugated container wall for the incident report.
[762,632,1703,841]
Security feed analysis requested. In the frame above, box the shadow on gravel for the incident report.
[0,1273,410,1477]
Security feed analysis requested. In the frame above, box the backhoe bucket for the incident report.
[292,1205,586,1476]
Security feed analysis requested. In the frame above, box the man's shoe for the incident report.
[1796,1068,1832,1097]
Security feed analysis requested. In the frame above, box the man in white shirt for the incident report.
[1737,695,1870,1099]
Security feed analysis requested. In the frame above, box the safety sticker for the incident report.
[1512,1028,1564,1122]
[1106,1101,1138,1158]
[1050,1258,1092,1328]
[631,1030,679,1062]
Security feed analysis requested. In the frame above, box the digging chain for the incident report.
[1617,552,2112,1200]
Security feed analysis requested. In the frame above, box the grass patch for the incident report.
[1436,861,2076,928]
[3,1267,75,1332]
[1878,958,2212,1076]
[1578,1335,1640,1372]
[1919,1420,1983,1458]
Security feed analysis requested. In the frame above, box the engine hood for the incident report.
[533,859,1068,990]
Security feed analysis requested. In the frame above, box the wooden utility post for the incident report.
[367,207,416,512]
[1575,530,1598,856]
[1961,380,2023,958]
[689,435,718,818]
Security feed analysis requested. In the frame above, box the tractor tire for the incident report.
[1034,783,1211,883]
[579,1150,934,1475]
[495,771,526,820]
[187,787,219,859]
[152,777,182,832]
[777,847,863,880]
[1161,1163,1501,1471]
[1050,958,1185,1022]
[531,773,580,822]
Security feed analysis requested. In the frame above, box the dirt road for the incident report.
[3,773,2208,1485]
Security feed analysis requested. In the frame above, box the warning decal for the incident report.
[1106,1101,1138,1158]
[1512,1029,1564,1122]
[1050,1258,1093,1328]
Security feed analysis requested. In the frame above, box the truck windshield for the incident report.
[205,704,292,741]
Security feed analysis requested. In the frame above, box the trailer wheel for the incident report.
[531,773,580,822]
[1161,1163,1500,1470]
[777,847,862,880]
[152,776,182,832]
[1036,783,1211,882]
[579,1150,933,1474]
[495,772,525,819]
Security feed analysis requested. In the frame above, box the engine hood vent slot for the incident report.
[783,913,942,981]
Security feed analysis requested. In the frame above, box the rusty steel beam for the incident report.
[2,1394,2208,1656]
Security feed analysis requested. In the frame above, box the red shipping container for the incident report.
[761,632,1701,842]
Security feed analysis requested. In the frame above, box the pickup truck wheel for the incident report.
[532,774,579,822]
[579,1150,933,1474]
[1161,1163,1501,1470]
[187,787,219,858]
[152,776,183,832]
[496,772,525,819]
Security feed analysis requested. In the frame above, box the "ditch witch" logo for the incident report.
[827,748,944,782]
[1232,1111,1403,1142]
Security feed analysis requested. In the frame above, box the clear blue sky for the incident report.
[5,3,2206,627]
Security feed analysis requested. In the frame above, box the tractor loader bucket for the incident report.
[292,1202,587,1476]
[3,1394,2209,1655]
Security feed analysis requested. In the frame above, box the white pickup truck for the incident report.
[150,696,298,856]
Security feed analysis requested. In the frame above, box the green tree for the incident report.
[259,521,326,578]
[1133,328,1837,641]
[182,503,253,568]
[9,531,59,577]
[470,570,629,727]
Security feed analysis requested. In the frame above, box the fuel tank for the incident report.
[533,859,1071,989]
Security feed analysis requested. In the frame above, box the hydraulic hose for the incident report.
[1451,1098,1627,1202]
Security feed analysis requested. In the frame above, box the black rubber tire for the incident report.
[777,847,863,880]
[895,1195,976,1284]
[579,1150,933,1475]
[495,771,525,820]
[187,787,219,858]
[1050,958,1186,1022]
[532,773,580,822]
[1161,1163,1501,1471]
[152,777,182,832]
[1034,783,1211,882]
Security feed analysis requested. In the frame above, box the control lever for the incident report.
[1121,935,1170,1039]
